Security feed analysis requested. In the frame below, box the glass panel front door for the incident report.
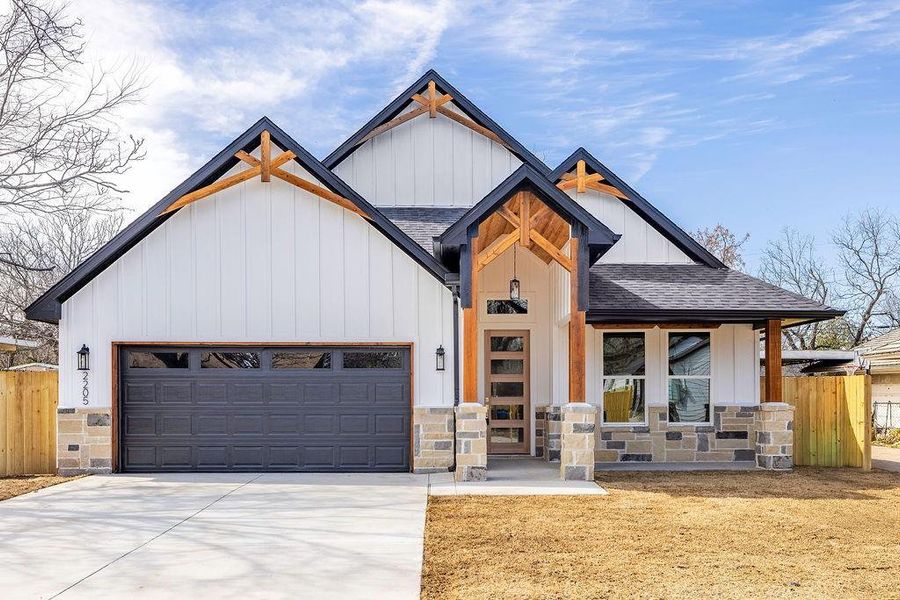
[485,330,529,454]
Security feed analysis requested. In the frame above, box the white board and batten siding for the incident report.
[58,155,455,411]
[565,188,693,264]
[333,101,522,207]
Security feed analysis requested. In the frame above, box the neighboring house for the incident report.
[0,335,41,369]
[803,329,900,429]
[25,70,842,478]
[758,349,858,376]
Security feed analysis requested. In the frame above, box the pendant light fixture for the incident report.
[509,243,521,301]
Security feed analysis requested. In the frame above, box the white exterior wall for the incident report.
[585,325,761,409]
[566,188,694,264]
[58,156,455,411]
[333,102,522,207]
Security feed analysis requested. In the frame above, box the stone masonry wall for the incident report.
[412,407,454,473]
[534,408,546,458]
[455,403,487,481]
[595,405,758,464]
[57,408,112,475]
[755,403,794,471]
[543,406,561,462]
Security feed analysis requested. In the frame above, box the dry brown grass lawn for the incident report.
[422,469,900,600]
[0,475,80,502]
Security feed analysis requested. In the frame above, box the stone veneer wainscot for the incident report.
[57,408,112,475]
[594,406,759,464]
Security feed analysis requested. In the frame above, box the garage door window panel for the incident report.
[272,351,332,369]
[201,352,261,369]
[342,351,403,369]
[127,351,189,369]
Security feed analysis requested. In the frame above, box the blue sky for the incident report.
[76,0,900,271]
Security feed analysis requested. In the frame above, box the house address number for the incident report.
[81,370,89,405]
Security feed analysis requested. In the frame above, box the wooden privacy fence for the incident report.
[0,371,58,475]
[761,375,871,469]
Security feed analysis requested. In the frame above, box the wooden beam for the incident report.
[161,150,296,215]
[260,130,271,182]
[435,105,511,150]
[557,173,602,190]
[764,319,783,402]
[476,230,519,270]
[531,229,572,271]
[412,92,451,110]
[569,237,586,402]
[270,167,369,220]
[464,239,479,403]
[519,192,530,248]
[496,204,520,228]
[428,80,437,118]
[576,159,587,194]
[585,180,628,200]
[360,105,430,144]
[528,203,551,228]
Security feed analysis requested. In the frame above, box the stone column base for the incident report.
[57,408,112,475]
[412,407,454,473]
[455,403,487,481]
[755,402,794,471]
[544,406,561,462]
[560,403,596,480]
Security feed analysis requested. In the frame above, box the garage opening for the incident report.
[117,345,411,472]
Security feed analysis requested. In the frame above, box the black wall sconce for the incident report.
[77,344,90,371]
[435,345,446,371]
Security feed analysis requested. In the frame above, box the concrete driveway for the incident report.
[0,473,428,600]
[872,445,900,473]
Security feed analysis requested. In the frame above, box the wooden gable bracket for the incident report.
[477,192,573,272]
[556,159,628,200]
[359,80,513,151]
[160,131,369,220]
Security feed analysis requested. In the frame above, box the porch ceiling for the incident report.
[474,192,570,265]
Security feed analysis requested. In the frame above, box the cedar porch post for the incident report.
[568,237,586,402]
[560,234,594,481]
[764,319,783,402]
[463,238,479,403]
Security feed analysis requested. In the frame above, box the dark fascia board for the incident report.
[549,148,726,269]
[322,69,550,175]
[438,163,619,250]
[25,117,450,324]
[587,308,845,325]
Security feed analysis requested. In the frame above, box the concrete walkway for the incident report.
[0,473,428,600]
[872,445,900,473]
[428,458,607,495]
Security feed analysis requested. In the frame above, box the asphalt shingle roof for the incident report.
[589,263,842,319]
[379,207,469,252]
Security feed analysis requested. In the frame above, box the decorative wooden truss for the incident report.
[160,130,368,219]
[358,80,512,150]
[556,159,628,200]
[473,191,572,270]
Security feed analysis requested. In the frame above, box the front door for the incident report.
[485,330,530,454]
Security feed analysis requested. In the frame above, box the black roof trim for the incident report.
[548,148,726,269]
[322,69,550,175]
[437,163,619,254]
[26,117,450,324]
[587,308,844,324]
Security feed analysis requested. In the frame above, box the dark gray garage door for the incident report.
[118,346,410,472]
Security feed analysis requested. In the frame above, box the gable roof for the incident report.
[437,163,619,263]
[322,69,550,174]
[548,148,726,269]
[25,117,451,324]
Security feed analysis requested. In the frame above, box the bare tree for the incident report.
[0,0,144,222]
[758,228,850,350]
[833,207,900,346]
[693,224,750,270]
[0,210,124,363]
